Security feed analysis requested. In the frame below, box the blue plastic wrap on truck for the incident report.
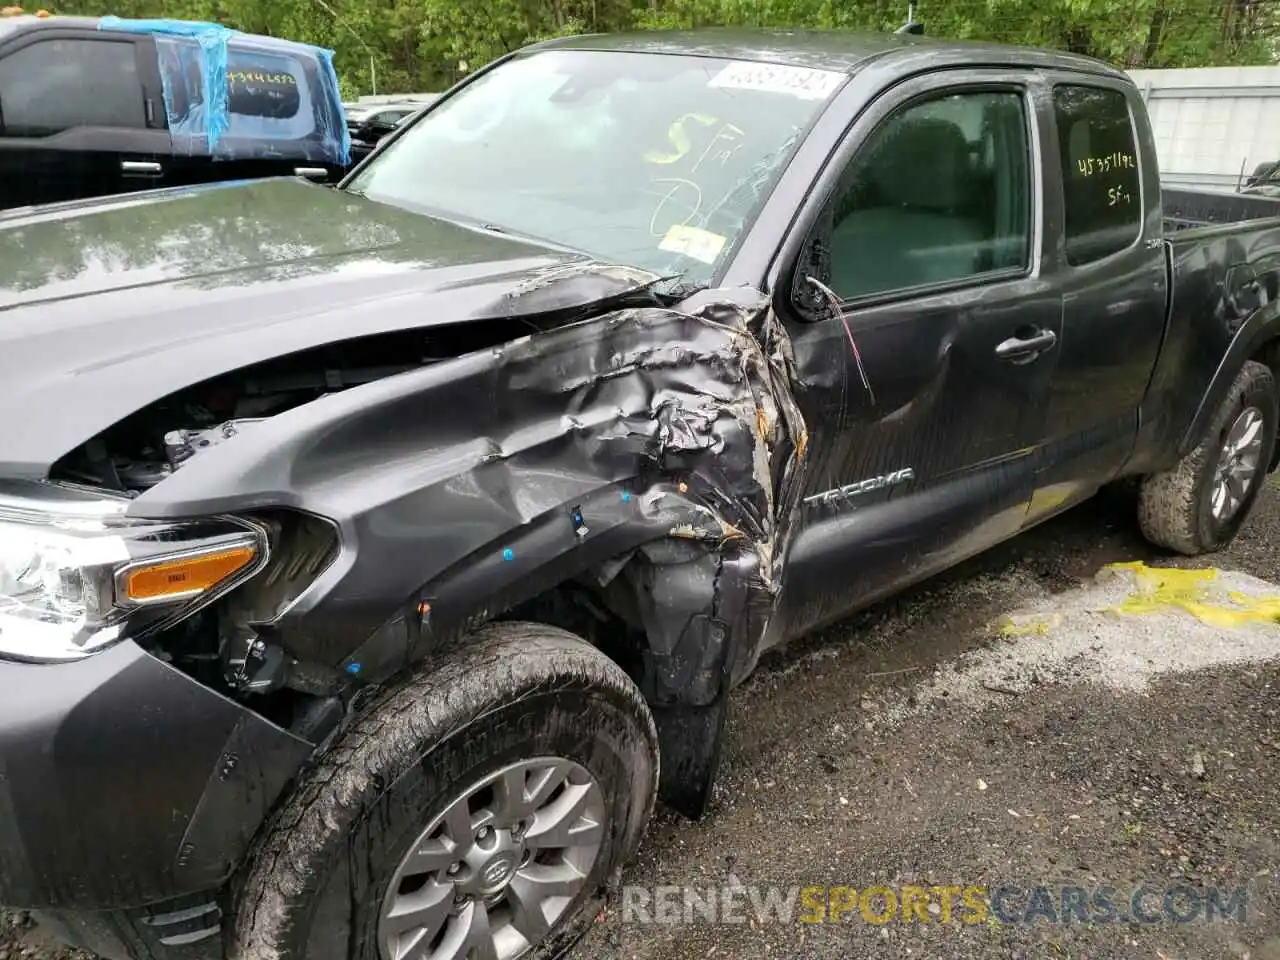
[98,16,351,166]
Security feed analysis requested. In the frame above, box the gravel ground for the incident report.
[5,482,1280,960]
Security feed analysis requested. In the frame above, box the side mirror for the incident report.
[795,274,836,321]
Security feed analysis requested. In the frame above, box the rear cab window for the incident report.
[225,49,312,139]
[0,36,146,136]
[228,58,303,121]
[1052,84,1142,265]
[157,40,316,144]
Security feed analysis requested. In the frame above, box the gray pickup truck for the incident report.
[3,25,1280,960]
[0,14,351,210]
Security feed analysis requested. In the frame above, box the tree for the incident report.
[46,0,1279,96]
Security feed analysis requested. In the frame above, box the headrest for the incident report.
[860,116,972,212]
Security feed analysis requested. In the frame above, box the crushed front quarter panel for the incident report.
[127,278,807,815]
[129,284,807,666]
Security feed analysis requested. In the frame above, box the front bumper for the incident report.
[0,641,312,913]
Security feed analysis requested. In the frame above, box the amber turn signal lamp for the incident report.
[124,545,258,603]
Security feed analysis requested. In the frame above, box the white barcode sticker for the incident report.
[708,61,844,101]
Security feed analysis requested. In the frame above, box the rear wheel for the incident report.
[1138,360,1278,555]
[232,622,659,960]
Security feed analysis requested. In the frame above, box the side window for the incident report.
[1052,85,1141,265]
[820,89,1031,301]
[156,39,312,138]
[224,48,314,142]
[0,38,145,136]
[226,52,303,121]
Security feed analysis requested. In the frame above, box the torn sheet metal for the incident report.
[496,262,667,320]
[130,281,809,689]
[98,16,350,165]
[113,265,807,818]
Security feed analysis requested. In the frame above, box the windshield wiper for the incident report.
[648,273,707,305]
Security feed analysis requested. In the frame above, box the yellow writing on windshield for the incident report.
[645,114,745,172]
[649,177,702,238]
[644,113,718,164]
[645,114,747,239]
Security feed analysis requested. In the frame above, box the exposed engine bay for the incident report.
[39,313,678,749]
[42,330,483,745]
[51,330,444,494]
[37,284,801,805]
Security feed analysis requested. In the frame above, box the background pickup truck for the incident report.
[2,26,1280,960]
[0,13,351,210]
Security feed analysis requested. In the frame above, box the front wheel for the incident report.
[1138,359,1278,555]
[231,622,659,960]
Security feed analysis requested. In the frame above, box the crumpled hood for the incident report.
[0,178,659,479]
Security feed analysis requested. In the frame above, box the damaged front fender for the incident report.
[130,284,808,815]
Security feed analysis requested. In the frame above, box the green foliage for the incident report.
[44,0,1278,97]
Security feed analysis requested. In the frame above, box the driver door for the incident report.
[773,72,1062,640]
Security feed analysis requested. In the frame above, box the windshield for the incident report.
[347,50,844,284]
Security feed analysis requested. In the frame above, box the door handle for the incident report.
[294,166,330,181]
[120,160,163,176]
[995,328,1057,364]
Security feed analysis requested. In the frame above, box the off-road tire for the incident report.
[1138,359,1278,555]
[230,622,659,960]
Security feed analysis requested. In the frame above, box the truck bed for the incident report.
[1163,186,1280,234]
[1145,185,1280,489]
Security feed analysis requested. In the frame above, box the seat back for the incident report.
[829,116,985,298]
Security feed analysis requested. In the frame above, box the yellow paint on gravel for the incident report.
[998,613,1062,638]
[1102,561,1280,629]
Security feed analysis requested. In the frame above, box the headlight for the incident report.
[0,482,268,662]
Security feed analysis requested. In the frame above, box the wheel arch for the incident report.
[1139,357,1277,555]
[1179,297,1280,466]
[230,621,660,960]
[338,490,774,821]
